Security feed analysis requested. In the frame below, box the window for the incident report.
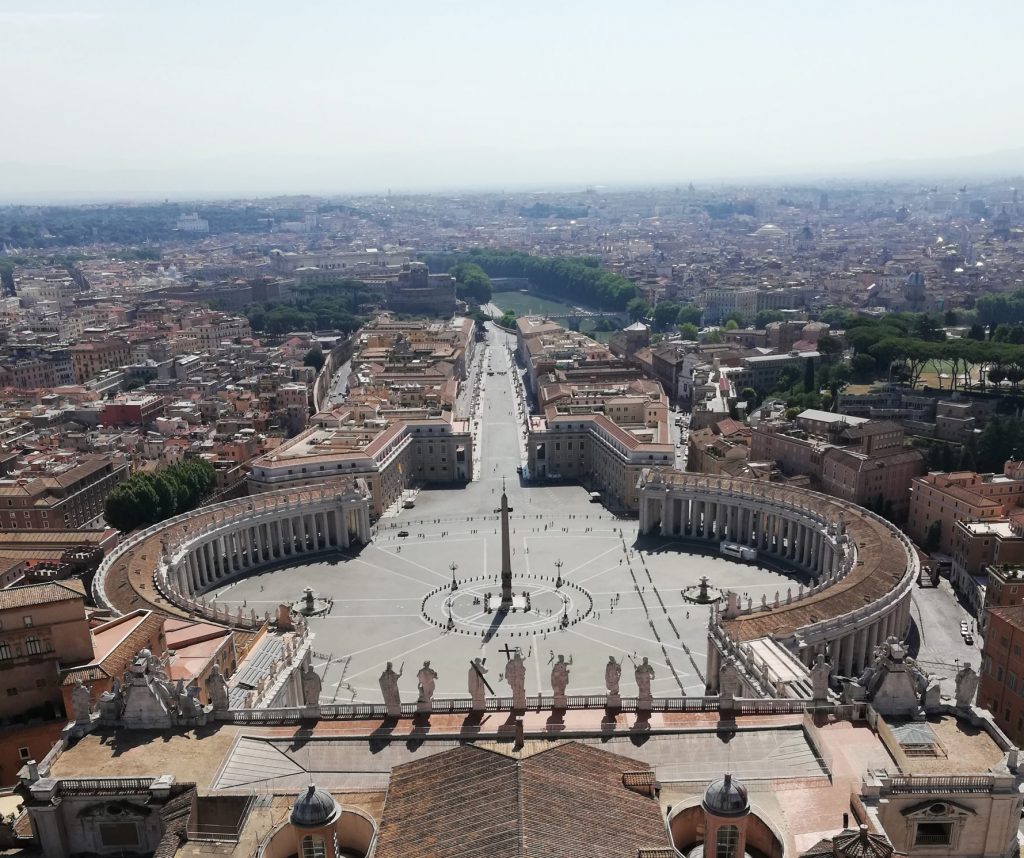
[18,747,30,760]
[6,688,17,697]
[0,642,11,660]
[23,616,33,628]
[915,822,952,847]
[302,835,327,858]
[99,823,140,848]
[25,637,42,656]
[716,825,739,858]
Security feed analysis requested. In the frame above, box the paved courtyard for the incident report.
[211,329,816,705]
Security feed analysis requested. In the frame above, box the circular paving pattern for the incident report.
[420,575,593,637]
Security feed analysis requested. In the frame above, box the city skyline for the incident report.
[1,0,1022,202]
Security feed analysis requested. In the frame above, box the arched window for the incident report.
[716,825,739,858]
[301,835,326,858]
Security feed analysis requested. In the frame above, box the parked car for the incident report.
[964,633,975,646]
[397,530,409,538]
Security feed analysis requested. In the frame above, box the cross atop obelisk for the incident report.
[495,477,514,607]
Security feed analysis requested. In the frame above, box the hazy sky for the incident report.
[1,0,1022,201]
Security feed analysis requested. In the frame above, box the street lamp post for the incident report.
[450,561,459,592]
[554,559,563,589]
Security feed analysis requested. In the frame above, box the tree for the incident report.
[944,309,959,327]
[678,322,699,340]
[450,262,492,304]
[803,358,816,392]
[912,313,945,342]
[967,323,986,341]
[676,305,703,326]
[652,301,681,332]
[104,459,217,532]
[722,310,745,328]
[851,353,876,379]
[303,345,325,374]
[724,319,739,331]
[627,297,651,323]
[816,334,842,355]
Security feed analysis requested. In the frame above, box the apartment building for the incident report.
[0,580,93,783]
[751,410,925,518]
[247,412,472,516]
[908,465,1024,556]
[100,394,166,427]
[979,605,1024,747]
[525,379,673,512]
[69,338,130,384]
[950,517,1024,615]
[0,454,129,531]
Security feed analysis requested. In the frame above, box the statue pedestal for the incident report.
[416,700,433,714]
[637,693,653,712]
[511,692,527,711]
[385,703,401,719]
[606,693,621,710]
[552,694,567,710]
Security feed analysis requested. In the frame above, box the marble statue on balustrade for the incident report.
[719,659,741,701]
[301,661,323,707]
[505,649,527,710]
[416,661,438,712]
[955,662,979,709]
[177,682,202,719]
[276,604,294,631]
[605,656,622,707]
[551,655,571,707]
[209,663,230,712]
[468,658,489,711]
[810,653,831,702]
[634,656,655,709]
[71,680,92,724]
[379,662,403,717]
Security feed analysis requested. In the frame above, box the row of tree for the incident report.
[846,314,1024,391]
[104,459,219,533]
[975,288,1024,327]
[422,250,637,310]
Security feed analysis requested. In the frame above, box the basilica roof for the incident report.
[374,742,668,858]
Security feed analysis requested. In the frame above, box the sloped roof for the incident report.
[374,742,668,858]
[0,578,85,611]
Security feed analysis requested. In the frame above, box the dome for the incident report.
[832,826,894,858]
[753,223,785,238]
[702,773,749,817]
[291,784,340,828]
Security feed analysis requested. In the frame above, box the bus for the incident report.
[720,541,757,561]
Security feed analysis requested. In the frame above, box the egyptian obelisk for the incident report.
[497,478,514,606]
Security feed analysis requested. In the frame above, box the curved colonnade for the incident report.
[93,482,371,626]
[636,469,919,686]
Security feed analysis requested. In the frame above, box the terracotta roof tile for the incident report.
[375,742,669,858]
[0,579,85,611]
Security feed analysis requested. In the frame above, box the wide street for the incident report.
[212,326,806,705]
